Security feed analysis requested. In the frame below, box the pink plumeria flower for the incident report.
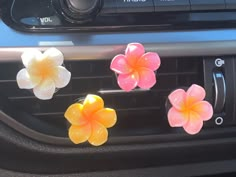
[110,43,161,92]
[16,48,71,100]
[167,84,213,135]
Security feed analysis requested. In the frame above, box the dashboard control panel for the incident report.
[2,0,236,32]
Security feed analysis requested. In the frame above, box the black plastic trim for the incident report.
[213,71,226,113]
[0,160,235,177]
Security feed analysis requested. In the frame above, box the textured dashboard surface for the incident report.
[2,19,236,61]
[0,160,235,177]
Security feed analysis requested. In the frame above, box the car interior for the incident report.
[0,0,236,176]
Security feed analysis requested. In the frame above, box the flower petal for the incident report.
[83,94,104,117]
[21,49,42,68]
[16,69,41,89]
[125,43,145,67]
[137,67,156,89]
[64,103,88,126]
[33,78,56,100]
[92,108,117,128]
[69,124,91,144]
[88,121,108,146]
[110,54,132,74]
[168,89,186,111]
[192,101,213,121]
[137,52,161,71]
[167,107,188,127]
[117,72,139,91]
[53,66,71,88]
[186,84,206,105]
[183,111,203,135]
[43,48,64,66]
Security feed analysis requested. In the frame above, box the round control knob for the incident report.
[66,0,100,13]
[61,0,102,23]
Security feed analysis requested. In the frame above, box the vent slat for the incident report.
[32,106,162,117]
[0,62,21,80]
[10,97,72,114]
[69,60,111,77]
[3,77,113,97]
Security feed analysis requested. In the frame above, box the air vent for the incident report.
[0,57,203,143]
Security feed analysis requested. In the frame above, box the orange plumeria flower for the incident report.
[167,84,213,135]
[64,94,117,146]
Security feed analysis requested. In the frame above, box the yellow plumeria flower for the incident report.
[65,94,117,146]
[16,48,71,100]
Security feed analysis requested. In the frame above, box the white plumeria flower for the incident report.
[16,48,71,100]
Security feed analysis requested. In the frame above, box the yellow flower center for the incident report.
[28,58,58,79]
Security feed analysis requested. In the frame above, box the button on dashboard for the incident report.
[116,0,155,13]
[39,16,61,26]
[225,0,236,9]
[100,0,117,13]
[154,0,190,12]
[190,0,225,10]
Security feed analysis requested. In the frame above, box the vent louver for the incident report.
[0,57,203,143]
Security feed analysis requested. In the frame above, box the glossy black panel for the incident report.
[2,0,236,32]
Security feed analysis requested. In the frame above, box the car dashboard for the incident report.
[0,0,236,176]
